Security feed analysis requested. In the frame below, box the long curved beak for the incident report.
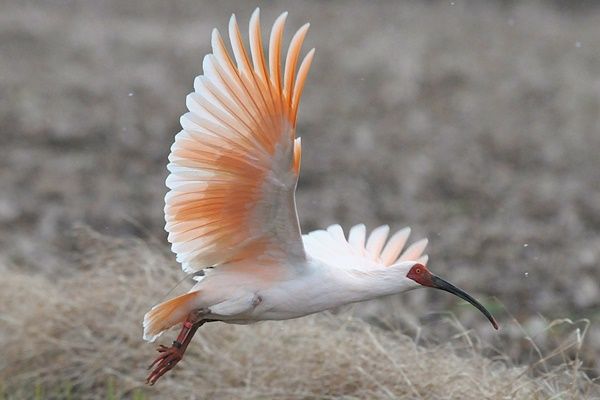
[430,275,498,330]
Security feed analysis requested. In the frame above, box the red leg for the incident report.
[146,314,206,385]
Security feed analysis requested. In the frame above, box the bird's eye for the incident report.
[415,268,421,274]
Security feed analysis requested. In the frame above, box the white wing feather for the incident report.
[303,224,428,270]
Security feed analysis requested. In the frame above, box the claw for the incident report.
[144,316,209,385]
[146,345,183,384]
[147,346,168,369]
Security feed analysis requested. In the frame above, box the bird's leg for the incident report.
[146,310,211,385]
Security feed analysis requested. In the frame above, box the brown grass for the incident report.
[0,230,597,399]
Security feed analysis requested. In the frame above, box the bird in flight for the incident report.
[144,9,498,385]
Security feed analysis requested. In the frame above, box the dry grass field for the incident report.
[1,0,600,398]
[0,231,597,399]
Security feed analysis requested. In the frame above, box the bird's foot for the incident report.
[144,313,211,385]
[146,343,184,385]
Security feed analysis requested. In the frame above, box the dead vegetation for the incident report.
[0,232,597,399]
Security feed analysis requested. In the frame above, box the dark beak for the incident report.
[430,275,498,330]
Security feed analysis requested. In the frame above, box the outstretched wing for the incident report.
[303,224,429,270]
[165,9,314,273]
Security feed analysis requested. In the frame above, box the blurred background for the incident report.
[1,0,599,388]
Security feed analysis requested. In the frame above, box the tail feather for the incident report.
[143,291,200,342]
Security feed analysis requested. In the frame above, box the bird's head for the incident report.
[406,263,499,330]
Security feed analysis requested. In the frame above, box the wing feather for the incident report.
[397,238,429,262]
[304,225,428,270]
[284,23,310,108]
[165,9,314,273]
[327,224,346,242]
[269,12,287,96]
[366,225,390,258]
[348,224,367,252]
[380,227,411,265]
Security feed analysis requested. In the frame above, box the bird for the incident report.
[143,8,498,385]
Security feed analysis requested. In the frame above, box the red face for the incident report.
[406,263,434,287]
[406,263,499,330]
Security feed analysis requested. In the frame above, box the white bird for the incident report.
[144,9,498,385]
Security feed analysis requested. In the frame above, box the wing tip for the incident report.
[375,224,390,233]
[415,237,428,247]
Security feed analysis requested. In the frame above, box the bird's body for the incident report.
[156,228,426,325]
[144,9,497,384]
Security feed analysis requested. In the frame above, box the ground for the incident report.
[1,0,599,396]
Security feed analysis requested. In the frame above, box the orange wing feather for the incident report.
[165,9,314,273]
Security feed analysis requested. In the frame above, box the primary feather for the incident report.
[303,224,428,271]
